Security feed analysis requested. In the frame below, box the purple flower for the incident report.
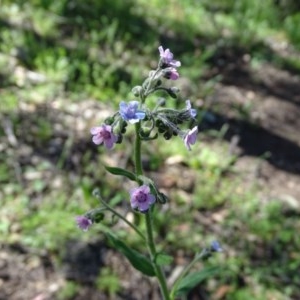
[76,215,92,231]
[130,185,156,212]
[186,100,197,118]
[184,126,198,151]
[119,101,146,124]
[158,46,181,68]
[90,124,118,149]
[211,241,223,252]
[163,67,179,80]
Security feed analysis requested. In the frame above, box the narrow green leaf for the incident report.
[105,166,136,181]
[155,253,173,266]
[107,233,155,277]
[175,266,219,297]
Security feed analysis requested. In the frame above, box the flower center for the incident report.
[101,130,111,139]
[127,107,136,117]
[136,191,147,203]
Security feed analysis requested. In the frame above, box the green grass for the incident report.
[1,0,300,298]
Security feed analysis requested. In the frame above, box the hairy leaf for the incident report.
[174,266,219,296]
[107,233,155,277]
[105,166,136,181]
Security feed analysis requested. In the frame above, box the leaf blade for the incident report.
[174,266,220,297]
[107,233,155,277]
[105,166,136,181]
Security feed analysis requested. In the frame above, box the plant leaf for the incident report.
[155,253,173,266]
[105,166,136,181]
[107,233,155,277]
[174,266,219,297]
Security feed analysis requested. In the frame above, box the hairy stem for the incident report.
[134,122,170,300]
[93,189,145,240]
[98,196,146,241]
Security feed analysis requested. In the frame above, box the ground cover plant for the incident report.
[1,0,300,299]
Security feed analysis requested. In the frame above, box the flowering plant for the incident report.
[76,46,221,299]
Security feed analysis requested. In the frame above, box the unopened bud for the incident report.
[170,87,180,93]
[116,134,123,144]
[163,131,172,140]
[93,212,105,223]
[132,85,142,97]
[104,117,114,125]
[157,97,166,106]
[157,192,168,204]
[139,128,151,138]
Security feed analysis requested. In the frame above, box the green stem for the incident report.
[134,122,170,300]
[99,197,146,241]
[145,210,170,299]
[134,123,143,175]
[142,68,161,103]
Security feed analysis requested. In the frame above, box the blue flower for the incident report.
[211,240,223,252]
[186,100,197,118]
[119,101,146,124]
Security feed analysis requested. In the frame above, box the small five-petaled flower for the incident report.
[90,124,118,149]
[130,185,156,212]
[76,215,93,231]
[119,101,146,124]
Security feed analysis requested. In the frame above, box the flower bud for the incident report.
[163,131,172,140]
[104,117,114,125]
[120,123,127,134]
[154,79,162,87]
[155,119,163,127]
[170,87,180,93]
[157,97,166,107]
[131,85,142,97]
[93,212,105,223]
[162,68,179,80]
[168,87,180,99]
[158,126,166,133]
[116,134,123,144]
[168,89,177,99]
[139,128,151,138]
[157,192,168,204]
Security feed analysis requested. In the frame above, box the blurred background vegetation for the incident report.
[1,0,300,299]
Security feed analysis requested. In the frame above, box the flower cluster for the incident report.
[89,47,198,152]
[78,45,199,229]
[158,46,181,80]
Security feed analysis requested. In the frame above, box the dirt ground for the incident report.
[1,45,300,299]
